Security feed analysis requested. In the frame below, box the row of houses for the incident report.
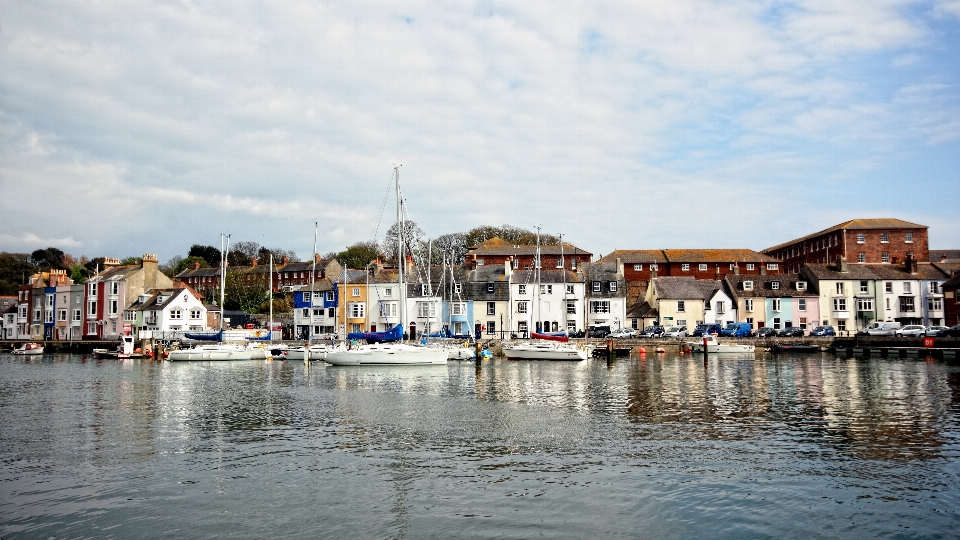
[3,218,959,342]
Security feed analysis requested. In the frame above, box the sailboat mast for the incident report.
[396,165,405,339]
[535,227,541,333]
[269,253,273,339]
[560,233,565,335]
[309,222,317,348]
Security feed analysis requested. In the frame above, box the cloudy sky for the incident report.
[1,0,958,263]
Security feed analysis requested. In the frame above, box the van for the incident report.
[720,322,753,337]
[864,321,902,336]
[691,323,723,337]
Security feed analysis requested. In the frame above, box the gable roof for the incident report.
[764,218,927,252]
[725,274,814,298]
[467,237,592,257]
[653,276,704,300]
[597,250,666,264]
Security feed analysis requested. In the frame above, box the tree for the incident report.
[119,256,141,265]
[160,255,183,278]
[432,232,469,265]
[0,252,36,295]
[464,225,559,247]
[84,257,105,275]
[30,247,66,270]
[223,269,268,312]
[380,221,425,263]
[336,242,381,269]
[188,245,222,268]
[167,256,209,277]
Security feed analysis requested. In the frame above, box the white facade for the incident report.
[139,289,207,332]
[511,279,585,336]
[702,288,738,326]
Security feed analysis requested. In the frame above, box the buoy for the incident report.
[638,346,646,353]
[656,347,666,353]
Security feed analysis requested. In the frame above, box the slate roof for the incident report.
[653,276,704,300]
[868,263,947,281]
[511,269,583,284]
[87,265,143,283]
[597,250,667,264]
[626,301,658,319]
[301,277,336,292]
[933,250,960,263]
[764,218,927,252]
[467,237,592,257]
[698,280,722,302]
[725,274,815,299]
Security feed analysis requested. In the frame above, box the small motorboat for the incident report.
[685,335,755,354]
[13,342,44,355]
[769,343,822,354]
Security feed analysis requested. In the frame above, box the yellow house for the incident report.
[335,269,369,334]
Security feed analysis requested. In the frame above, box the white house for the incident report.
[133,288,207,333]
[510,267,585,336]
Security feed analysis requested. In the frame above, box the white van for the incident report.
[864,321,902,336]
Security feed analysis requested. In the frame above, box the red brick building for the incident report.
[598,249,780,281]
[464,238,592,271]
[942,271,960,327]
[763,218,929,273]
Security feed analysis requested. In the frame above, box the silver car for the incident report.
[895,325,926,337]
[663,326,687,338]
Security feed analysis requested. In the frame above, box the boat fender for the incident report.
[577,342,585,350]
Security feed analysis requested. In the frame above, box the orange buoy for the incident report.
[638,346,646,353]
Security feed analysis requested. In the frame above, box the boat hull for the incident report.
[284,345,329,361]
[12,343,44,355]
[502,344,588,361]
[167,345,267,361]
[686,343,756,353]
[324,344,448,366]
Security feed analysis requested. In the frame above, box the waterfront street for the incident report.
[2,352,959,538]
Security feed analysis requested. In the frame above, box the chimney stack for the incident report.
[194,260,201,270]
[250,257,258,267]
[942,253,947,263]
[282,256,290,265]
[836,255,848,272]
[905,254,918,274]
[314,253,322,264]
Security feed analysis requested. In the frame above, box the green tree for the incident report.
[188,245,222,268]
[0,252,36,295]
[30,247,67,270]
[335,241,381,269]
[119,256,142,265]
[223,269,268,312]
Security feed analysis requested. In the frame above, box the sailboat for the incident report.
[168,234,267,361]
[324,166,447,366]
[502,230,588,361]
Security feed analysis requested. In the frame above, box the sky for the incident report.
[1,0,958,264]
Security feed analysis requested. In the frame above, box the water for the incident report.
[2,352,959,539]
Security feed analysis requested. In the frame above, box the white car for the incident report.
[609,328,637,338]
[926,326,949,336]
[895,325,926,337]
[663,326,687,338]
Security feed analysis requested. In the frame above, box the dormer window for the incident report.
[746,263,754,271]
[556,258,563,269]
[486,283,494,293]
[743,281,754,291]
[609,282,617,292]
[592,281,601,293]
[634,264,642,271]
[796,281,807,291]
[771,281,780,290]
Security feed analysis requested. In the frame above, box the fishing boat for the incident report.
[685,335,755,354]
[12,342,44,355]
[168,234,267,362]
[324,166,447,367]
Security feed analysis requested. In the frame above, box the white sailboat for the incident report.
[168,234,267,361]
[685,335,756,354]
[502,229,588,361]
[324,166,447,367]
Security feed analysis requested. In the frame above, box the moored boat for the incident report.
[502,340,588,361]
[12,342,44,355]
[284,344,330,361]
[167,343,268,361]
[324,341,448,366]
[685,335,755,354]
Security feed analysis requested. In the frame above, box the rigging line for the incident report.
[370,173,393,245]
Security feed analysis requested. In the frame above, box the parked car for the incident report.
[663,325,687,338]
[809,325,836,336]
[936,324,960,337]
[638,325,665,338]
[609,328,637,338]
[895,325,926,337]
[691,323,723,337]
[777,327,804,337]
[720,322,753,337]
[756,327,778,338]
[926,326,949,337]
[588,325,611,338]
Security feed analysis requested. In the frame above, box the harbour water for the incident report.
[2,352,959,538]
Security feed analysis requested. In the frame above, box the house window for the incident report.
[836,283,844,295]
[796,281,807,291]
[566,284,574,294]
[677,319,687,327]
[592,282,601,293]
[123,311,136,322]
[313,308,323,318]
[590,301,610,313]
[518,321,528,334]
[798,298,806,311]
[72,309,81,322]
[837,320,846,331]
[87,300,97,316]
[698,264,707,271]
[57,309,67,321]
[170,309,182,320]
[929,298,943,311]
[381,302,398,317]
[454,283,462,294]
[303,292,311,303]
[772,299,781,312]
[767,263,779,271]
[109,282,119,295]
[422,284,431,296]
[857,298,873,311]
[746,264,754,271]
[833,298,847,311]
[88,283,98,295]
[634,264,642,271]
[487,302,496,316]
[302,308,309,318]
[609,282,617,292]
[716,301,725,314]
[327,308,335,318]
[519,285,527,295]
[900,297,915,312]
[349,302,365,318]
[682,264,690,271]
[884,282,892,293]
[881,252,890,263]
[744,281,754,291]
[677,300,685,312]
[487,321,496,335]
[566,300,576,314]
[858,252,866,263]
[486,283,495,294]
[190,309,202,319]
[905,232,913,243]
[352,287,360,297]
[746,317,753,326]
[857,233,865,243]
[650,264,658,271]
[452,303,466,315]
[929,282,941,294]
[540,285,553,295]
[417,302,436,318]
[108,300,118,315]
[773,317,781,330]
[312,292,322,302]
[858,281,868,294]
[87,322,96,335]
[772,281,780,290]
[880,233,889,243]
[745,299,754,312]
[903,282,911,294]
[517,301,528,314]
[556,258,563,269]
